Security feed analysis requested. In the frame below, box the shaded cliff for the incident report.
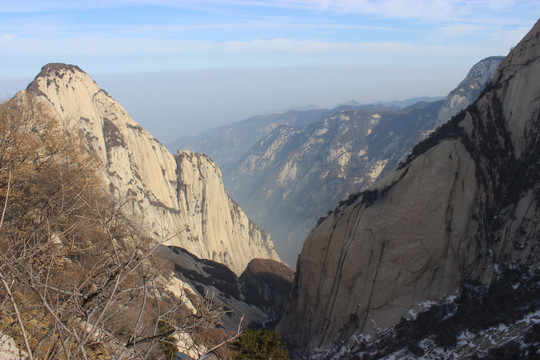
[157,246,294,332]
[239,258,295,327]
[278,20,540,353]
[16,63,281,274]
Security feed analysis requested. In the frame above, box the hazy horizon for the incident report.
[0,64,487,144]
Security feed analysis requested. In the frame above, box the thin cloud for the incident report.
[1,0,534,38]
[0,33,16,41]
[173,0,533,23]
[223,38,416,54]
[1,0,535,24]
[0,34,431,56]
[0,34,500,66]
[57,20,414,38]
[0,0,536,77]
[0,36,215,55]
[488,25,533,49]
[439,24,486,39]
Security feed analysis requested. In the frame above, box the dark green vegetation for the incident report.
[231,329,289,360]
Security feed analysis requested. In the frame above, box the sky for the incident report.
[0,1,538,144]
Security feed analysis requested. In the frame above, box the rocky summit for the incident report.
[278,19,540,357]
[17,63,281,275]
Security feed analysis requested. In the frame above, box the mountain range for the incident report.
[171,56,503,266]
[278,19,540,359]
[0,62,293,359]
[1,18,538,359]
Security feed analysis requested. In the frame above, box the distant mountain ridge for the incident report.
[168,108,333,170]
[227,100,443,265]
[167,59,501,266]
[436,56,504,127]
[167,99,440,171]
[337,96,444,108]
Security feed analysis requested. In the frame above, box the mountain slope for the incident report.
[228,101,442,265]
[17,63,280,275]
[436,56,504,127]
[278,19,540,353]
[156,246,294,333]
[168,109,332,170]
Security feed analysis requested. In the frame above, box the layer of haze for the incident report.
[4,65,468,144]
[99,66,471,144]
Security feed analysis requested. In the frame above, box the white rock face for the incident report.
[18,64,280,275]
[279,21,540,350]
[279,140,484,349]
[0,332,25,360]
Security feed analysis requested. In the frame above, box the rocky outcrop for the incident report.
[278,20,540,352]
[436,56,504,127]
[308,267,540,359]
[16,63,280,275]
[0,332,24,360]
[239,259,295,325]
[156,246,294,331]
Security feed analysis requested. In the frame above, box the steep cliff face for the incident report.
[239,258,295,325]
[17,63,280,274]
[436,56,504,127]
[278,20,540,352]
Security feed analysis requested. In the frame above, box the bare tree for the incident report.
[0,96,238,359]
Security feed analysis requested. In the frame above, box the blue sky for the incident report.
[0,1,538,142]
